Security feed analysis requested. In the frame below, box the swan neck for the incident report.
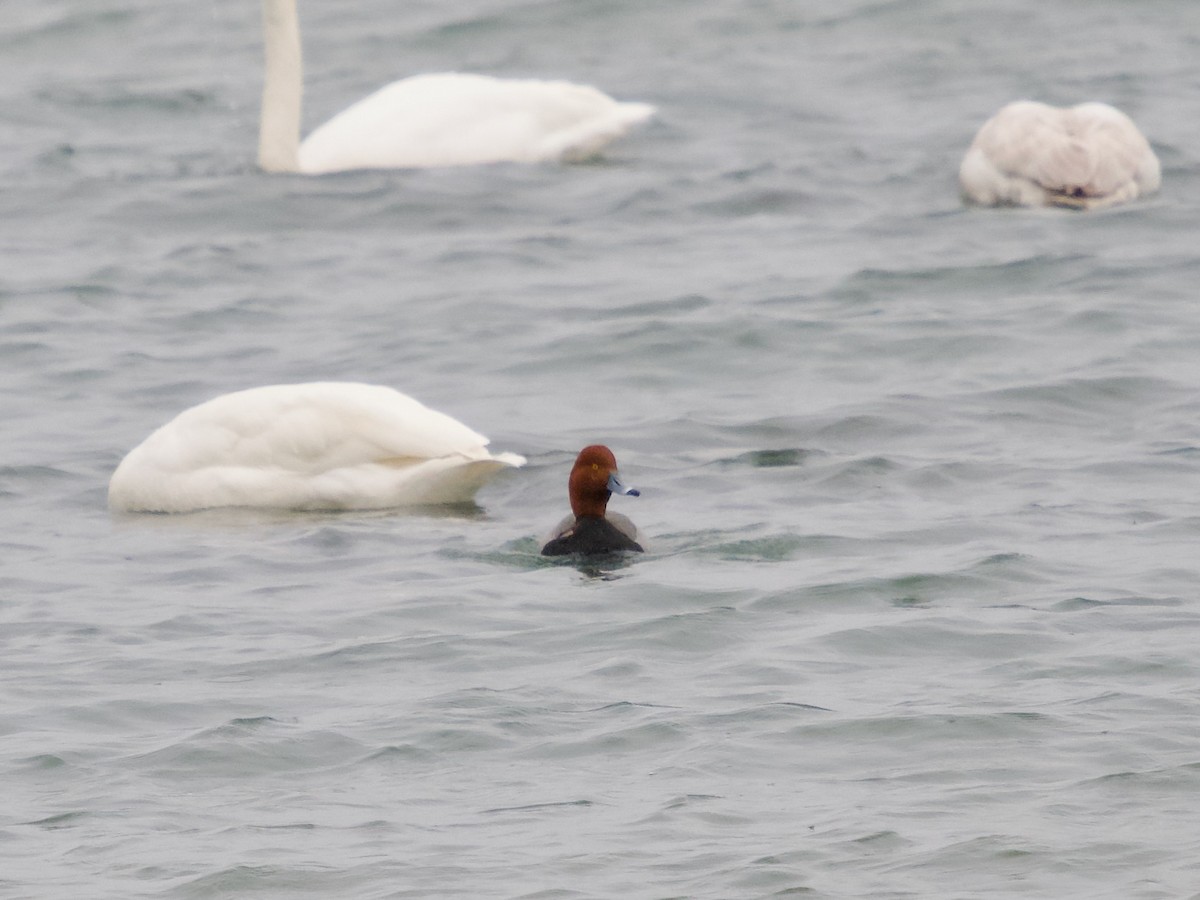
[259,0,302,173]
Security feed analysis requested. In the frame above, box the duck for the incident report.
[258,0,655,174]
[959,100,1160,209]
[541,445,643,556]
[108,382,525,512]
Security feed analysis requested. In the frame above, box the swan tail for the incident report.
[544,102,656,162]
[381,454,525,506]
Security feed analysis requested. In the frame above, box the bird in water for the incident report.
[257,0,655,174]
[541,445,643,556]
[959,100,1160,209]
[108,382,523,513]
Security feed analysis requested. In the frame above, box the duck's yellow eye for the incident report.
[592,463,599,470]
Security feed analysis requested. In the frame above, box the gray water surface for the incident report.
[3,1,1200,898]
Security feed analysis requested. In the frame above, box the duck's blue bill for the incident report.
[607,473,640,497]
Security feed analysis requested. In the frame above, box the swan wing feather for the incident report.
[298,73,653,172]
[109,383,523,511]
[960,101,1159,208]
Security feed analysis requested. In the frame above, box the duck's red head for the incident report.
[567,444,639,518]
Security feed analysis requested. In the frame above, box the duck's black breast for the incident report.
[541,516,644,556]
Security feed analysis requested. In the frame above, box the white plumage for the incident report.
[108,383,525,513]
[257,0,655,174]
[959,101,1160,210]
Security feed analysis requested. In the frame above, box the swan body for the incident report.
[259,0,655,174]
[959,101,1160,209]
[109,383,525,512]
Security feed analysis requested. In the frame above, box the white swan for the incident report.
[257,0,655,174]
[959,101,1160,209]
[108,383,525,512]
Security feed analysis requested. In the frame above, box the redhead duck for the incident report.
[258,0,654,174]
[959,101,1160,209]
[108,382,524,512]
[541,445,643,556]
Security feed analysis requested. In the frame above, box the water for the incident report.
[3,1,1200,897]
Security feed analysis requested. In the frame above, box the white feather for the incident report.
[108,383,525,512]
[258,0,654,174]
[959,101,1160,209]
